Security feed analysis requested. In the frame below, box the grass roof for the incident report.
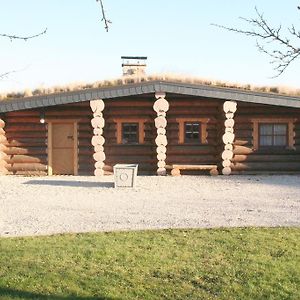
[1,74,300,101]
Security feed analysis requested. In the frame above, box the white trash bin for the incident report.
[113,164,138,188]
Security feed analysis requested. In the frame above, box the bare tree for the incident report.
[213,6,300,77]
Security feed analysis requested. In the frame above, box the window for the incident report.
[252,118,296,150]
[176,118,209,144]
[185,122,201,143]
[122,123,139,144]
[259,123,287,147]
[113,118,148,144]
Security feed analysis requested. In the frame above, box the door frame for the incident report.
[47,120,78,176]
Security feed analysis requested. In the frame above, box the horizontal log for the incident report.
[222,166,231,175]
[155,116,167,129]
[224,144,233,151]
[155,135,168,146]
[90,99,105,113]
[0,160,7,167]
[95,161,105,169]
[4,147,46,156]
[157,153,167,161]
[222,150,233,160]
[105,155,155,162]
[233,154,300,163]
[105,147,153,156]
[5,125,46,132]
[5,139,46,147]
[91,135,105,146]
[6,170,47,176]
[94,169,104,177]
[6,111,39,117]
[6,163,47,172]
[222,159,231,168]
[0,135,7,143]
[222,132,235,144]
[157,161,166,168]
[94,145,104,152]
[233,145,253,155]
[223,101,237,114]
[232,162,300,171]
[6,117,41,123]
[93,128,103,136]
[5,155,47,164]
[224,119,235,128]
[6,132,46,139]
[234,139,251,146]
[91,116,105,129]
[93,151,106,162]
[225,112,234,119]
[153,98,169,113]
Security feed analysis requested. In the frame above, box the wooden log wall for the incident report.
[165,97,223,173]
[0,118,8,175]
[103,96,156,174]
[232,102,300,174]
[3,110,48,175]
[3,102,94,175]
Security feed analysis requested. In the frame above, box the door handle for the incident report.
[67,135,74,140]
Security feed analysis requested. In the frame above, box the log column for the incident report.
[222,101,237,175]
[90,100,105,176]
[153,92,169,176]
[0,118,8,175]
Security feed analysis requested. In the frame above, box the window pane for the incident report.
[122,123,139,144]
[274,124,287,135]
[260,136,272,146]
[184,122,200,143]
[274,135,287,146]
[260,124,273,135]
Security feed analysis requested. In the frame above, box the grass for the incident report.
[0,228,299,300]
[1,73,300,101]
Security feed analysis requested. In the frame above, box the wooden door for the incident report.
[50,123,77,175]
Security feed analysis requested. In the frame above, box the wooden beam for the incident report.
[154,92,169,175]
[73,122,78,176]
[47,122,53,175]
[90,99,105,176]
[0,117,8,175]
[222,101,237,175]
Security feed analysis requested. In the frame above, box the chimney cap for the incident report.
[121,56,147,60]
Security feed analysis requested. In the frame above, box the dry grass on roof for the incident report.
[1,74,300,101]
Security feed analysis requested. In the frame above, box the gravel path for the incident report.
[1,175,300,237]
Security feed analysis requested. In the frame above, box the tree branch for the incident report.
[0,70,17,80]
[212,6,300,77]
[96,0,111,32]
[0,28,47,41]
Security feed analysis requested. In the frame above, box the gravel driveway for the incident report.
[1,175,300,237]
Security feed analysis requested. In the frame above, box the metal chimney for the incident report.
[121,56,147,76]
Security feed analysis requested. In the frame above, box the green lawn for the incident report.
[0,228,299,300]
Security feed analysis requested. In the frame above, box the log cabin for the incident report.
[0,77,300,176]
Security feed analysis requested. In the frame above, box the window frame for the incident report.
[252,118,296,150]
[184,122,202,144]
[176,118,209,144]
[258,123,288,148]
[113,118,148,145]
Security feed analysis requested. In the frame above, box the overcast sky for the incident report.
[1,0,299,93]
